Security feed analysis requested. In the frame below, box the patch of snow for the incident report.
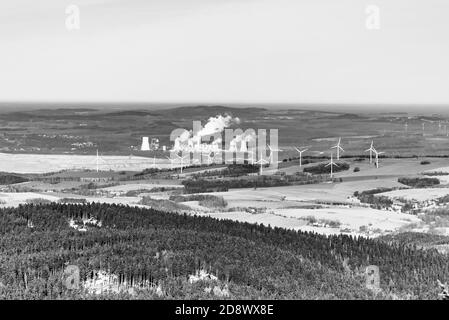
[68,217,101,232]
[83,270,162,296]
[188,269,218,284]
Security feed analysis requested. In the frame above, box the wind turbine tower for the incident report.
[267,145,282,164]
[331,138,344,160]
[325,152,338,179]
[373,149,385,169]
[254,151,269,175]
[149,156,160,170]
[249,151,256,165]
[96,149,99,172]
[365,141,376,164]
[175,154,189,174]
[294,147,308,168]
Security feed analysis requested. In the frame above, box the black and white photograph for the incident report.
[1,0,449,311]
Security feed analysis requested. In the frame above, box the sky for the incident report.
[0,0,448,106]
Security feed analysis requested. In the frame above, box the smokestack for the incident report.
[141,137,150,151]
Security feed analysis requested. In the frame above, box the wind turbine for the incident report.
[254,151,270,175]
[267,145,282,164]
[365,141,376,164]
[248,151,256,165]
[149,156,161,170]
[331,138,344,160]
[294,147,308,168]
[325,152,338,179]
[174,154,190,174]
[94,149,108,172]
[373,149,385,169]
[96,149,99,172]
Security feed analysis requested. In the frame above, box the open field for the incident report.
[0,154,443,239]
[380,187,449,202]
[99,182,183,193]
[0,192,151,209]
[199,207,420,238]
[191,179,420,237]
[8,180,85,191]
[0,192,60,207]
[337,158,449,179]
[0,152,174,173]
[211,178,402,204]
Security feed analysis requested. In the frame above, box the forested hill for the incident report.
[0,203,447,299]
[0,173,29,185]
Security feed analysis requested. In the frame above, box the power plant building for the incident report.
[141,137,150,151]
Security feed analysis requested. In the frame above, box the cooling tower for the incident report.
[141,137,150,151]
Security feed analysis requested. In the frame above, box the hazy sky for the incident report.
[0,0,448,105]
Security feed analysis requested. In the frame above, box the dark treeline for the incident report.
[182,174,328,193]
[354,188,396,210]
[303,162,350,175]
[0,203,448,299]
[190,164,259,178]
[0,174,29,185]
[398,177,440,188]
[169,194,228,208]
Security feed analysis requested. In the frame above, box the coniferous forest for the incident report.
[0,203,448,299]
